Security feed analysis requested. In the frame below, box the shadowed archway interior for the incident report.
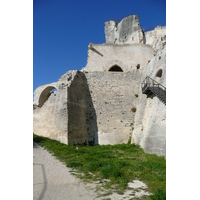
[108,65,123,72]
[38,86,57,107]
[156,69,162,78]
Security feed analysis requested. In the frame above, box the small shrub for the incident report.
[131,107,137,113]
[135,94,139,97]
[127,136,131,145]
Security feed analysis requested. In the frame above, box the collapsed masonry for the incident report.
[33,15,166,157]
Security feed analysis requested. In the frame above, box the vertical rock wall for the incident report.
[131,48,166,157]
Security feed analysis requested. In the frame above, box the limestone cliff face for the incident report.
[132,47,166,157]
[144,26,166,54]
[104,15,166,55]
[105,15,144,45]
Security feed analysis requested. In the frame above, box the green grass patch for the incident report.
[33,134,166,199]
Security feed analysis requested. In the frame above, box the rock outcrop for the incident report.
[105,15,144,45]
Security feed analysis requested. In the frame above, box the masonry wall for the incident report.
[84,71,140,145]
[84,43,155,72]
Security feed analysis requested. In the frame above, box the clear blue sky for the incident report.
[33,0,166,92]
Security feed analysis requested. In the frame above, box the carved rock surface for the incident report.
[105,15,144,45]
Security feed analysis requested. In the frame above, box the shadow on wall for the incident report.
[83,73,98,145]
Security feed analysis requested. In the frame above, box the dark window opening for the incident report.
[156,69,163,78]
[108,65,123,72]
[136,64,140,69]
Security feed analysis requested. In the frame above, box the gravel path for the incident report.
[33,142,96,200]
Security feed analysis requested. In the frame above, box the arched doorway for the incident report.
[38,86,57,107]
[108,65,123,72]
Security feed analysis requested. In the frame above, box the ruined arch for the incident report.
[38,86,57,108]
[105,60,127,72]
[108,65,123,72]
[156,69,163,78]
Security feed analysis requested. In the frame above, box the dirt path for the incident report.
[33,142,97,200]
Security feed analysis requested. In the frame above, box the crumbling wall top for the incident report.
[105,15,144,45]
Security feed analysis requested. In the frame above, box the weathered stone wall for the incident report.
[33,83,68,144]
[33,70,85,145]
[67,71,88,145]
[33,82,58,106]
[131,48,166,157]
[84,43,155,72]
[84,71,140,145]
[144,26,166,54]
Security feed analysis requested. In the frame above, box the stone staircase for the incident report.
[141,76,166,105]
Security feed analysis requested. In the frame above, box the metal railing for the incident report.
[141,76,166,104]
[141,76,166,93]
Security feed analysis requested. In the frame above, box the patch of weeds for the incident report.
[131,107,137,113]
[67,161,83,169]
[115,22,118,29]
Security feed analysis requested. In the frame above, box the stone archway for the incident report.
[38,86,57,108]
[105,60,127,72]
[108,65,123,72]
[33,82,58,107]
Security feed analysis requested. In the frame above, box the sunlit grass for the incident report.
[33,134,166,199]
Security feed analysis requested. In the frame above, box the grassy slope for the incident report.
[33,134,166,199]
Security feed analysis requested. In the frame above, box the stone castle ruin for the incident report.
[33,15,166,157]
